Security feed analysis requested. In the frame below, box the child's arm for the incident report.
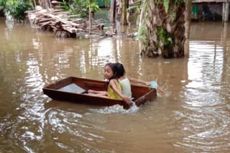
[109,79,132,105]
[87,89,107,96]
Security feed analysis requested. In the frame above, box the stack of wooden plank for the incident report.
[27,7,104,38]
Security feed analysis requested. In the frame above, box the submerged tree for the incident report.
[138,0,187,58]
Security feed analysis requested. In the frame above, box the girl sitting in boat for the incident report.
[87,63,132,106]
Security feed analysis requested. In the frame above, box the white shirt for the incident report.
[119,77,132,97]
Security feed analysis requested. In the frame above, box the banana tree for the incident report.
[138,0,188,58]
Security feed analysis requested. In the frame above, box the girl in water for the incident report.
[87,63,132,106]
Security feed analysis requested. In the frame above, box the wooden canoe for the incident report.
[43,76,157,109]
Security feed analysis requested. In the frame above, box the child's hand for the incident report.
[122,96,133,109]
[122,96,132,103]
[145,81,151,86]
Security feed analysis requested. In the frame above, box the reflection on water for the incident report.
[0,19,230,153]
[174,39,230,152]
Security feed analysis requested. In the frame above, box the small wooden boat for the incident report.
[43,76,157,109]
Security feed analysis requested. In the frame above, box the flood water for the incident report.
[0,18,229,153]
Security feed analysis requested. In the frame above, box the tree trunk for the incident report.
[110,0,117,23]
[139,0,186,58]
[121,0,129,25]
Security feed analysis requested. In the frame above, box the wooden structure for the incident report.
[192,0,229,21]
[43,77,157,109]
[27,0,106,38]
[27,7,105,38]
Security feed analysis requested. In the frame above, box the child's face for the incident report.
[104,65,113,79]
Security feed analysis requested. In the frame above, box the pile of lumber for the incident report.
[27,6,105,38]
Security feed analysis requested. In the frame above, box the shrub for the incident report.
[1,0,32,20]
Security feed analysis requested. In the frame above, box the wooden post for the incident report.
[222,22,228,46]
[222,2,229,22]
[89,7,92,34]
[223,22,228,63]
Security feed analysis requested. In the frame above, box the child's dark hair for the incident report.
[115,62,125,77]
[105,63,119,80]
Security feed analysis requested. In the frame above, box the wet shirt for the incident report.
[119,77,132,98]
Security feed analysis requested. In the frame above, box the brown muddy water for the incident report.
[0,18,229,153]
